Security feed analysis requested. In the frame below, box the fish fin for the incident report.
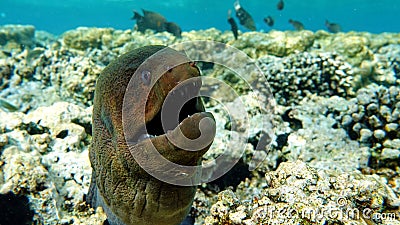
[142,9,152,16]
[132,11,142,20]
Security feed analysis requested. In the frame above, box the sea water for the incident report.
[0,0,398,34]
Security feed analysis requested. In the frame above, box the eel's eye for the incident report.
[165,65,173,73]
[141,70,151,85]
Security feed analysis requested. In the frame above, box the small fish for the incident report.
[263,16,274,27]
[165,22,182,38]
[289,19,304,31]
[325,20,342,33]
[227,10,239,40]
[277,0,284,10]
[1,50,11,57]
[0,98,18,112]
[131,9,167,32]
[26,48,45,62]
[233,0,256,31]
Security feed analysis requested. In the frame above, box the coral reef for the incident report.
[233,30,315,57]
[0,24,399,224]
[274,95,370,172]
[373,44,400,85]
[258,52,355,105]
[314,31,400,66]
[337,84,400,169]
[0,42,104,110]
[204,161,400,225]
[62,27,114,50]
[0,102,104,224]
[0,25,35,50]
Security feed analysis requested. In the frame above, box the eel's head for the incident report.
[121,46,216,167]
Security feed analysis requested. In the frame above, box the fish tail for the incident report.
[234,0,241,10]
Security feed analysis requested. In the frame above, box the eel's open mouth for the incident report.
[135,78,206,143]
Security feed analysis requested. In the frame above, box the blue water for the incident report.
[0,0,399,34]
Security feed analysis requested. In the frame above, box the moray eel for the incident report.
[87,45,216,225]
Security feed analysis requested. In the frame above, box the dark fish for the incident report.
[263,16,274,27]
[277,0,284,10]
[131,10,141,20]
[131,9,167,32]
[165,22,182,38]
[1,50,11,57]
[289,19,304,31]
[227,10,239,40]
[131,10,149,32]
[325,20,342,33]
[0,98,18,112]
[233,0,256,31]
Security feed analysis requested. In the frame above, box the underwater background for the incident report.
[0,0,399,34]
[0,0,400,225]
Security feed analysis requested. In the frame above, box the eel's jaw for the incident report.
[132,95,205,143]
[128,75,216,166]
[136,95,211,141]
[133,75,206,143]
[133,110,215,167]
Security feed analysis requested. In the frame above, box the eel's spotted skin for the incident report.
[87,45,215,225]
